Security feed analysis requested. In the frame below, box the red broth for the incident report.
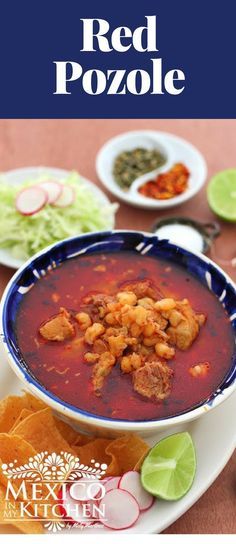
[15,252,235,421]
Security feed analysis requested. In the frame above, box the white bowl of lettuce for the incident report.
[0,166,118,269]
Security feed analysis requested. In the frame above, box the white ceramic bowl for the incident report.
[96,130,207,209]
[0,231,235,437]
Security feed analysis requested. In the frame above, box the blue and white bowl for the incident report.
[0,230,235,436]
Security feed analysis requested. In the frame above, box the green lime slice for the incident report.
[141,432,196,501]
[207,170,236,222]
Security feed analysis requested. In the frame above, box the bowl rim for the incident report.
[0,229,235,432]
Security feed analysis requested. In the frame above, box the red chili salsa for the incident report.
[15,252,235,421]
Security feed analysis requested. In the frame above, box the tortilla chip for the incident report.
[0,392,48,434]
[0,396,28,433]
[0,433,38,501]
[72,433,94,447]
[0,435,60,524]
[105,434,149,476]
[10,409,33,432]
[10,408,75,454]
[66,434,149,477]
[0,484,43,534]
[54,417,79,446]
[22,392,47,412]
[75,438,112,468]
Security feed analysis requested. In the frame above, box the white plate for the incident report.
[0,166,116,269]
[96,130,207,209]
[0,343,235,535]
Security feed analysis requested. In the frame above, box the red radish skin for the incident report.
[103,476,121,494]
[98,488,140,530]
[16,186,47,216]
[53,185,76,207]
[38,181,62,204]
[119,471,154,512]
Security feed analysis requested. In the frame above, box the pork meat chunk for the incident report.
[39,308,75,341]
[121,280,162,300]
[133,360,173,401]
[166,300,206,350]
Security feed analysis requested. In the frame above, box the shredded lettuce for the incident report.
[0,171,118,260]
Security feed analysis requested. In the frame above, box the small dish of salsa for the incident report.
[137,163,190,200]
[96,130,207,210]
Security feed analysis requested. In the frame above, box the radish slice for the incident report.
[70,478,102,501]
[62,488,93,526]
[103,476,120,494]
[53,185,75,207]
[99,489,140,530]
[16,186,47,216]
[86,499,101,520]
[38,180,62,204]
[119,471,154,512]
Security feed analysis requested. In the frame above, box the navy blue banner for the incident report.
[0,0,235,118]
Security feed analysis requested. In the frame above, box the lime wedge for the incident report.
[141,432,196,501]
[207,170,236,222]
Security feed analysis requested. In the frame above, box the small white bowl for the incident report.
[96,130,207,209]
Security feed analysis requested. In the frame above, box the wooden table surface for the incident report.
[0,119,235,534]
